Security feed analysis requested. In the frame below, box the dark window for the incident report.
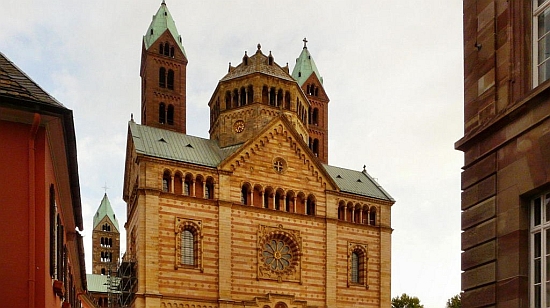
[164,42,169,56]
[49,184,56,278]
[167,105,174,125]
[159,67,166,88]
[159,103,166,124]
[167,70,174,90]
[159,43,164,55]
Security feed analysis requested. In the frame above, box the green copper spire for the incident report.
[93,193,119,232]
[291,38,323,86]
[143,1,187,57]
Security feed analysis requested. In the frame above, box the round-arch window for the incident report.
[263,239,292,271]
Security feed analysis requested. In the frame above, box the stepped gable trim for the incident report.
[218,115,339,191]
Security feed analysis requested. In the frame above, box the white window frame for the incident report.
[533,0,550,86]
[530,191,550,307]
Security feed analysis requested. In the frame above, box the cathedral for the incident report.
[121,2,394,307]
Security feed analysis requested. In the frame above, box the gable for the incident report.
[219,116,338,192]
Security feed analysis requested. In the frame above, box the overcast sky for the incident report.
[0,1,464,306]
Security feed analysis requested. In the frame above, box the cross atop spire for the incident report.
[102,182,110,194]
[303,37,308,49]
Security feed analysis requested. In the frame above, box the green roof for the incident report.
[143,1,186,57]
[129,122,393,202]
[86,274,120,293]
[93,193,119,232]
[323,164,394,202]
[291,44,323,86]
[129,121,240,167]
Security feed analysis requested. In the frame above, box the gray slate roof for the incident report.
[0,52,65,108]
[323,164,394,202]
[129,122,393,201]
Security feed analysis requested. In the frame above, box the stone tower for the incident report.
[292,39,330,163]
[208,44,311,148]
[92,193,120,275]
[140,0,188,133]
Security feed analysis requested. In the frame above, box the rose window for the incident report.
[263,239,292,271]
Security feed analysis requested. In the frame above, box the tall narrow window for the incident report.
[159,43,164,55]
[182,230,194,265]
[534,1,550,86]
[162,171,170,192]
[167,105,174,125]
[167,70,174,90]
[159,103,166,124]
[170,46,175,57]
[164,42,169,56]
[351,252,359,283]
[159,67,166,88]
[531,192,550,307]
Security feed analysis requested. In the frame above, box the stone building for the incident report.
[457,1,550,306]
[88,193,121,307]
[0,52,94,307]
[122,2,394,307]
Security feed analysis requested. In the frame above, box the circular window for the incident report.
[263,239,292,271]
[272,157,287,174]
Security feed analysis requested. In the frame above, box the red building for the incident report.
[0,52,94,307]
[458,1,550,306]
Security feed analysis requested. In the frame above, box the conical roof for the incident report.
[143,1,186,57]
[93,193,119,232]
[291,39,323,86]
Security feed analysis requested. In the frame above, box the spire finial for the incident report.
[162,0,166,5]
[303,37,308,49]
[362,165,366,173]
[257,43,261,50]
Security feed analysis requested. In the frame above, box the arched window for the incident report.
[167,104,174,125]
[351,252,360,283]
[275,189,284,210]
[312,139,319,157]
[284,91,291,109]
[277,89,283,107]
[164,42,169,56]
[370,208,377,226]
[170,46,175,57]
[262,86,268,104]
[312,108,319,125]
[159,67,166,88]
[101,237,104,247]
[184,174,193,196]
[195,176,204,198]
[349,246,367,285]
[306,195,316,215]
[182,230,194,265]
[159,103,166,124]
[167,70,174,90]
[174,172,183,194]
[205,177,214,199]
[101,268,105,275]
[225,91,231,110]
[269,88,276,106]
[248,85,254,104]
[241,183,251,205]
[162,170,170,192]
[264,187,274,209]
[159,43,164,55]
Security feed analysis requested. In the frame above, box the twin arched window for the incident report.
[158,103,174,125]
[158,67,174,90]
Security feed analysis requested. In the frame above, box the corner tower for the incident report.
[92,193,120,275]
[141,1,188,133]
[208,44,311,148]
[292,39,329,163]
